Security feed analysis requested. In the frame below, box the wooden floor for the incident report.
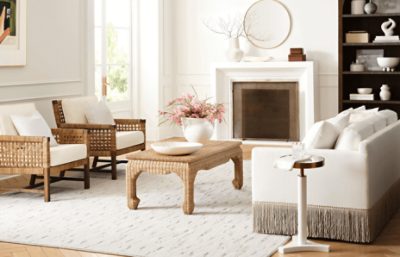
[0,144,399,257]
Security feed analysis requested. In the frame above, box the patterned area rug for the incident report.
[0,161,289,257]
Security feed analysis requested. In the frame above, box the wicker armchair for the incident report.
[0,103,90,202]
[52,97,146,180]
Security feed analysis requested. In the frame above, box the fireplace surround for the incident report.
[211,62,318,141]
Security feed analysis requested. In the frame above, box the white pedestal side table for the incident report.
[278,155,330,254]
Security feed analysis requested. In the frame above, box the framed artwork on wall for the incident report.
[0,0,26,66]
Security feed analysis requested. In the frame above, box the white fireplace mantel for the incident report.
[210,61,319,141]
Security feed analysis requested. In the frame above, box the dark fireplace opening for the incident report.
[233,82,299,141]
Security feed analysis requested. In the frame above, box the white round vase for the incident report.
[380,84,391,101]
[226,38,244,62]
[181,118,214,143]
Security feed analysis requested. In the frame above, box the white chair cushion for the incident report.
[116,131,145,150]
[62,96,98,124]
[50,144,87,167]
[0,103,37,135]
[302,121,339,149]
[377,109,398,125]
[10,110,58,146]
[335,119,375,151]
[85,100,115,125]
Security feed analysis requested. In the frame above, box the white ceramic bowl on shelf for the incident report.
[377,57,400,69]
[357,88,373,94]
[151,142,203,156]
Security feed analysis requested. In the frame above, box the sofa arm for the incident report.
[0,135,50,169]
[252,147,368,209]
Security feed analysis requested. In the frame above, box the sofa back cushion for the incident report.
[0,103,37,135]
[377,109,398,126]
[335,119,375,151]
[62,96,98,124]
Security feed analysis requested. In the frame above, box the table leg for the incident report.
[179,169,197,215]
[279,170,330,253]
[231,154,243,190]
[126,165,142,210]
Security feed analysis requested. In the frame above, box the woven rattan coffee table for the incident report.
[126,138,243,214]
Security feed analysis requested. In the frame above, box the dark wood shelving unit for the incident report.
[339,0,400,115]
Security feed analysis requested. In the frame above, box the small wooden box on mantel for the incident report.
[289,48,306,62]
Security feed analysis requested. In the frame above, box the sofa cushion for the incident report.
[85,100,115,125]
[367,114,387,132]
[0,103,37,135]
[335,119,375,151]
[302,121,339,149]
[350,107,379,123]
[377,109,398,125]
[327,112,350,132]
[116,131,145,150]
[10,110,58,146]
[62,96,98,124]
[50,144,87,167]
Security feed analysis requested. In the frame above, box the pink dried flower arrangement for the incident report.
[159,93,225,126]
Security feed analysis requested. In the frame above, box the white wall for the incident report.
[160,0,339,137]
[0,0,89,127]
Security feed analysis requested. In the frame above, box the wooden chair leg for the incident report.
[44,169,50,202]
[92,156,99,168]
[111,155,117,180]
[84,162,90,189]
[29,175,37,186]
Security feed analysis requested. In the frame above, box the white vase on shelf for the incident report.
[181,118,214,143]
[379,84,391,101]
[351,0,366,14]
[226,38,244,62]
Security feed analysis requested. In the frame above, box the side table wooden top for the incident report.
[126,137,242,164]
[293,155,324,169]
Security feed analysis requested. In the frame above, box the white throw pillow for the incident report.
[366,114,387,132]
[10,111,58,146]
[62,96,98,124]
[327,113,350,132]
[335,119,375,151]
[377,109,398,125]
[85,100,115,125]
[349,107,379,123]
[302,121,339,149]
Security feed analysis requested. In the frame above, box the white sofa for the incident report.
[252,110,400,243]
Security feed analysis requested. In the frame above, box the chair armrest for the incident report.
[51,128,88,145]
[59,123,116,130]
[58,123,116,152]
[0,135,50,168]
[115,119,146,132]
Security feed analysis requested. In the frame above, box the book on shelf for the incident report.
[346,31,369,43]
[349,94,374,100]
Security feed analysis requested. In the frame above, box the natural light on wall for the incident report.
[94,0,132,103]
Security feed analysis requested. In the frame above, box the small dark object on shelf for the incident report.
[289,48,306,62]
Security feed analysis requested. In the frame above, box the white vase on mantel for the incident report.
[181,118,214,143]
[226,38,244,62]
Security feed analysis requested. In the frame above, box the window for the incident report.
[94,0,132,104]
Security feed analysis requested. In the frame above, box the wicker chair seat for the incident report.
[116,131,144,150]
[50,144,87,167]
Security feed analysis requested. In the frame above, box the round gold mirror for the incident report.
[243,0,292,49]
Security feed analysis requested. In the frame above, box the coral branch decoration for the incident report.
[203,13,245,39]
[159,93,225,126]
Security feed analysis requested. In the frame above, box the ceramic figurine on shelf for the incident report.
[364,0,377,14]
[382,18,396,36]
[380,84,391,101]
